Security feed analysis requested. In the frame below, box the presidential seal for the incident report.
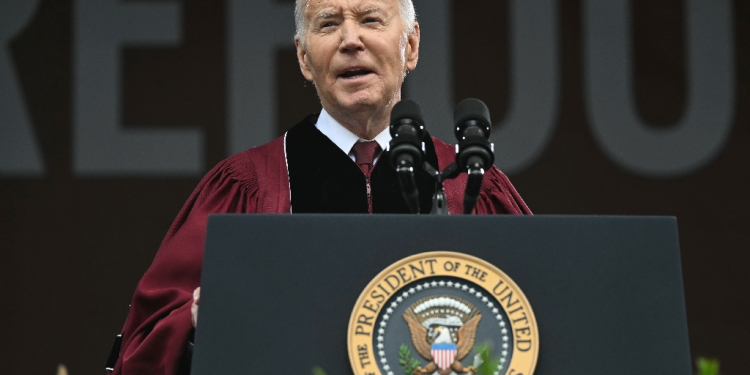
[348,252,538,375]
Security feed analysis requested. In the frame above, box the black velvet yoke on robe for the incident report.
[286,115,438,214]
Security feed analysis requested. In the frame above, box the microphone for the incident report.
[389,100,426,214]
[453,98,494,214]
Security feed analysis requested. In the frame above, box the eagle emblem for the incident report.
[403,296,482,375]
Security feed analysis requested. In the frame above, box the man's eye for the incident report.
[321,22,335,28]
[364,17,380,24]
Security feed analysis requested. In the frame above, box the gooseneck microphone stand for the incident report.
[390,99,495,215]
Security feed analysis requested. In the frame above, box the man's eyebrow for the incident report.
[311,6,384,24]
[313,10,337,22]
[359,6,384,16]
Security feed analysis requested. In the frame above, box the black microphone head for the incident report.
[454,98,491,137]
[390,100,425,127]
[389,99,425,167]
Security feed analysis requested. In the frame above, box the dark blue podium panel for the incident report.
[192,215,690,375]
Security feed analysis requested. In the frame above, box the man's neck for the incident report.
[325,107,390,140]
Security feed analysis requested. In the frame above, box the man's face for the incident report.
[296,0,420,117]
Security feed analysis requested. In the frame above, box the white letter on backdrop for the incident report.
[74,0,203,175]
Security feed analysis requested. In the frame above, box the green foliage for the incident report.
[399,344,422,375]
[311,366,327,375]
[696,357,720,375]
[473,341,501,375]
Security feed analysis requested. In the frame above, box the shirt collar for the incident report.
[315,108,391,155]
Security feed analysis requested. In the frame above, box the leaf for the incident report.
[696,357,720,375]
[399,344,421,375]
[473,341,501,375]
[311,366,327,375]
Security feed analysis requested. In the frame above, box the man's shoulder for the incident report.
[218,114,318,181]
[221,136,286,177]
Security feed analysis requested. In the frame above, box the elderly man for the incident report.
[109,0,530,374]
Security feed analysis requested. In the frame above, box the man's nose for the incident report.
[339,20,365,53]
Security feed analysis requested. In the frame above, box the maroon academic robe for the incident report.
[111,120,530,375]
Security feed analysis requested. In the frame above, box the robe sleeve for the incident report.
[111,154,263,375]
[472,166,532,215]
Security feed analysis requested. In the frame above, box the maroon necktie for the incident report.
[351,141,381,178]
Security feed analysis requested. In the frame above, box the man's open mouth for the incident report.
[339,68,374,79]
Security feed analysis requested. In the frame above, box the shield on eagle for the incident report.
[402,295,482,375]
[431,342,457,371]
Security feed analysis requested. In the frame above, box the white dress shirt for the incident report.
[315,108,391,163]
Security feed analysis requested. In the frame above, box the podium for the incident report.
[191,215,691,375]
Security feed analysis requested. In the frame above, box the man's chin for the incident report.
[320,87,397,117]
[333,95,383,113]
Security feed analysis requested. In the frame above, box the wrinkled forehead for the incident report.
[305,0,398,18]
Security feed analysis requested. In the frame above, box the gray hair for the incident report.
[294,0,416,44]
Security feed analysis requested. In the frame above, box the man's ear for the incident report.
[296,38,315,81]
[405,23,420,72]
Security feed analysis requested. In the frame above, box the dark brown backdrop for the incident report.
[1,0,748,374]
